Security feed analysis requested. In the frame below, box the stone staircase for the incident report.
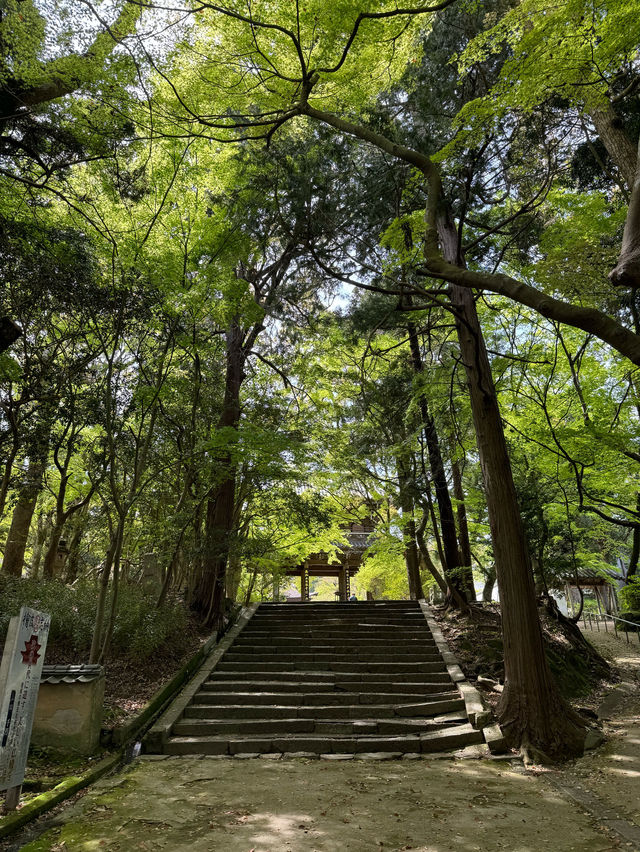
[149,601,485,757]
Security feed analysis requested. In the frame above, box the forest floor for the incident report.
[7,751,624,852]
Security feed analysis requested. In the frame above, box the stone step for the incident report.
[149,601,483,761]
[183,697,465,720]
[232,640,440,657]
[209,670,451,684]
[190,690,452,706]
[215,660,447,673]
[240,628,433,637]
[232,637,436,647]
[252,613,428,630]
[164,723,482,756]
[173,716,460,737]
[201,679,454,694]
[222,652,443,664]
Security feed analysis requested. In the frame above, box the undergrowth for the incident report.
[0,576,194,662]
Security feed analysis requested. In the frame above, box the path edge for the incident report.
[418,600,508,754]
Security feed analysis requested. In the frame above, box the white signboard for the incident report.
[0,607,50,792]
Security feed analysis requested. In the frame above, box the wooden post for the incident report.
[338,566,347,601]
[4,785,20,811]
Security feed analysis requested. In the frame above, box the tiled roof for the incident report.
[40,664,104,684]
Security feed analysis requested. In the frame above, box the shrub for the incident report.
[619,576,640,613]
[0,577,192,662]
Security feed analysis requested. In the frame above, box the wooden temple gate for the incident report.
[284,521,373,601]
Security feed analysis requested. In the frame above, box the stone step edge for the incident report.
[163,723,483,755]
[143,603,260,754]
[417,600,504,743]
[183,698,464,716]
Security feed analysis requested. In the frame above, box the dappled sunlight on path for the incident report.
[556,625,640,832]
[17,756,612,851]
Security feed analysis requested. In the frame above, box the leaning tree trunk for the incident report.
[440,212,587,760]
[450,453,476,601]
[482,565,496,602]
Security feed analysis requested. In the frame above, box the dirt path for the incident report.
[548,624,640,844]
[11,750,621,852]
[9,625,640,852]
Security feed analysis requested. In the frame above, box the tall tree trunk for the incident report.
[226,551,243,603]
[191,318,244,629]
[42,520,65,579]
[244,564,259,605]
[2,413,53,576]
[3,459,43,576]
[0,434,19,519]
[589,103,637,187]
[443,215,587,757]
[89,522,121,664]
[415,513,448,597]
[626,494,640,581]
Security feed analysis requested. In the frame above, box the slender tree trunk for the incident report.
[447,272,586,758]
[42,520,65,579]
[29,510,50,579]
[244,565,259,605]
[396,455,425,600]
[405,320,469,601]
[482,565,496,602]
[226,551,243,603]
[99,527,124,663]
[626,496,640,581]
[450,453,476,601]
[0,435,19,519]
[64,510,88,583]
[415,513,448,596]
[89,523,121,664]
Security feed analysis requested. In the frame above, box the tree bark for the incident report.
[64,508,88,583]
[590,103,637,188]
[626,495,640,581]
[446,240,586,759]
[415,512,448,596]
[450,453,476,601]
[190,317,244,629]
[609,136,640,288]
[0,318,21,353]
[482,565,496,602]
[2,457,44,576]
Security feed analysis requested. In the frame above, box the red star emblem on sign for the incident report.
[21,635,41,665]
